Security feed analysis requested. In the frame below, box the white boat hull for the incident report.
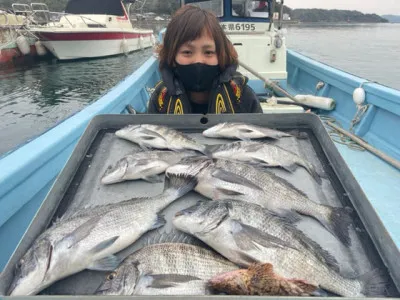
[39,32,154,60]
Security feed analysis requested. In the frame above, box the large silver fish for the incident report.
[166,158,352,246]
[173,204,388,297]
[203,122,292,140]
[101,150,198,184]
[8,173,199,296]
[186,200,340,272]
[115,124,208,154]
[209,141,322,184]
[95,241,238,295]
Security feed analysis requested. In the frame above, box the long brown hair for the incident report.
[157,5,238,71]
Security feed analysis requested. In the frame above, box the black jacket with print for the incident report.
[147,64,263,114]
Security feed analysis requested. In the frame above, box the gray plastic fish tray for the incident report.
[1,113,399,298]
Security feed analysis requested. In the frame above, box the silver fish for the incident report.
[186,200,340,272]
[167,158,352,246]
[95,242,238,295]
[115,124,208,154]
[173,205,388,297]
[101,150,198,184]
[209,141,322,184]
[203,122,292,140]
[8,173,199,296]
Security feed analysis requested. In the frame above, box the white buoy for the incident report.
[294,94,336,111]
[35,41,47,56]
[121,39,128,55]
[16,35,30,55]
[353,87,366,105]
[139,35,144,50]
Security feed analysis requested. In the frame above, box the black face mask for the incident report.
[174,62,220,92]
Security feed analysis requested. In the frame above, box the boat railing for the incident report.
[0,10,9,26]
[11,3,31,17]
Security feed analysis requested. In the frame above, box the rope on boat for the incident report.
[349,104,370,133]
[319,115,365,151]
[326,120,400,171]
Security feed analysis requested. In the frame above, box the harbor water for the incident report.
[0,23,399,155]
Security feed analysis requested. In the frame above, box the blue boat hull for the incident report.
[0,57,160,270]
[0,50,399,273]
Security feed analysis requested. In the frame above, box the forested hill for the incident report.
[277,4,388,23]
[0,0,389,23]
[290,9,388,23]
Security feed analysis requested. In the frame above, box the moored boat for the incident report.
[0,8,38,63]
[0,0,399,295]
[26,0,155,60]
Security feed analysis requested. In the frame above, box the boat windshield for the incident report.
[232,0,269,18]
[65,0,125,16]
[182,0,270,19]
[184,0,224,17]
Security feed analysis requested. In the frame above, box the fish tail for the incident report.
[288,129,308,139]
[164,173,198,198]
[358,268,388,296]
[202,145,214,157]
[323,206,353,246]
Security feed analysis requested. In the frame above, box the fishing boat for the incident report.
[0,6,40,63]
[0,0,399,295]
[24,0,155,60]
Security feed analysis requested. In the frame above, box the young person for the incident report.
[147,5,262,114]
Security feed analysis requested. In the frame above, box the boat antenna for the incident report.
[268,0,276,31]
[278,0,284,29]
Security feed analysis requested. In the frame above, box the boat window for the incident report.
[65,0,125,16]
[232,0,269,18]
[183,0,224,17]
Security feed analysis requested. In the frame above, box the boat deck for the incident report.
[334,142,400,247]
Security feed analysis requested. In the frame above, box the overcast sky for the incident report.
[283,0,400,15]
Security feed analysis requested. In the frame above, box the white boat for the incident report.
[26,0,155,60]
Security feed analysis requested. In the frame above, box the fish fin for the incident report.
[249,142,267,151]
[198,145,212,156]
[310,288,330,297]
[278,221,340,272]
[263,170,309,198]
[59,215,102,248]
[232,220,298,251]
[236,252,260,267]
[274,209,302,223]
[139,274,202,289]
[204,144,220,156]
[215,188,245,199]
[358,268,388,296]
[143,174,164,183]
[151,214,166,230]
[144,229,207,248]
[322,206,353,247]
[236,128,257,141]
[211,169,264,191]
[138,143,152,151]
[297,161,323,185]
[249,158,272,168]
[282,163,298,173]
[87,254,122,271]
[90,236,119,254]
[141,128,167,141]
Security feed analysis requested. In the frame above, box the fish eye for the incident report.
[16,259,24,269]
[107,272,117,281]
